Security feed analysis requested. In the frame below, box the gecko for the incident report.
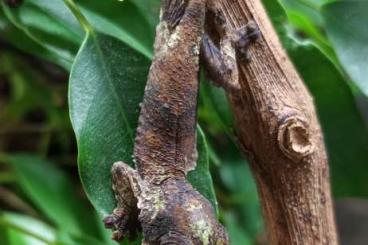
[103,0,259,244]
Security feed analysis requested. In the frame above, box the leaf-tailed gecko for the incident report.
[103,0,259,244]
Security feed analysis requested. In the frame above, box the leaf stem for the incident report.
[63,0,93,34]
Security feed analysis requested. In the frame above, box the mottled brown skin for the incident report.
[134,0,204,184]
[103,0,259,244]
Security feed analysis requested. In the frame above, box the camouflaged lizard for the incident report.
[103,0,259,244]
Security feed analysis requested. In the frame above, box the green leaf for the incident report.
[0,212,56,245]
[277,0,337,64]
[4,154,100,238]
[322,0,368,97]
[1,0,154,68]
[1,0,83,68]
[77,0,154,58]
[219,152,262,241]
[223,212,252,245]
[0,212,109,245]
[69,32,149,215]
[198,79,233,136]
[0,12,70,70]
[6,229,46,245]
[188,127,218,214]
[93,213,116,245]
[279,0,327,25]
[69,31,218,216]
[130,0,160,28]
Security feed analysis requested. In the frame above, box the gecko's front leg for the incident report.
[103,162,141,241]
[201,4,260,93]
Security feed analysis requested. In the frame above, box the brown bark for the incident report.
[218,0,338,244]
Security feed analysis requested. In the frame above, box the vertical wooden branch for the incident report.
[217,0,338,244]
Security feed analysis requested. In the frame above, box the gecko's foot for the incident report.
[103,208,132,241]
[103,161,141,241]
[233,21,260,62]
[212,9,227,36]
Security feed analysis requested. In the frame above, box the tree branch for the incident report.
[218,0,338,244]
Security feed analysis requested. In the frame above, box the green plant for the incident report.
[0,0,367,244]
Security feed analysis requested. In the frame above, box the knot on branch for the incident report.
[277,116,314,161]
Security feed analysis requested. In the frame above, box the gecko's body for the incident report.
[135,0,203,184]
[104,0,259,244]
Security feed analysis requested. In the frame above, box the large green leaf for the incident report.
[69,32,149,215]
[322,1,368,97]
[223,212,252,245]
[188,127,218,214]
[1,0,154,68]
[277,0,337,64]
[1,0,83,68]
[4,154,101,238]
[130,0,160,29]
[220,158,261,239]
[0,212,56,245]
[0,11,70,69]
[0,212,110,245]
[77,0,154,58]
[279,0,328,25]
[6,227,47,245]
[69,31,218,216]
[198,79,233,136]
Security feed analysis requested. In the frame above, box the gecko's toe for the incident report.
[113,207,125,217]
[103,208,139,241]
[237,21,260,41]
[103,215,116,229]
[112,230,125,241]
[103,208,125,228]
[214,11,226,26]
[233,22,260,62]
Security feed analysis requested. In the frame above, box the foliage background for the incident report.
[0,0,367,244]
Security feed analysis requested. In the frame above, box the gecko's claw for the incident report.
[234,21,260,62]
[213,10,227,33]
[103,215,116,229]
[103,208,129,241]
[112,230,125,241]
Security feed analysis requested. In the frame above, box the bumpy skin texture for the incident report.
[103,0,259,244]
[104,1,228,244]
[135,0,203,184]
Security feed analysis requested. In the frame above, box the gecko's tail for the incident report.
[161,0,206,32]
